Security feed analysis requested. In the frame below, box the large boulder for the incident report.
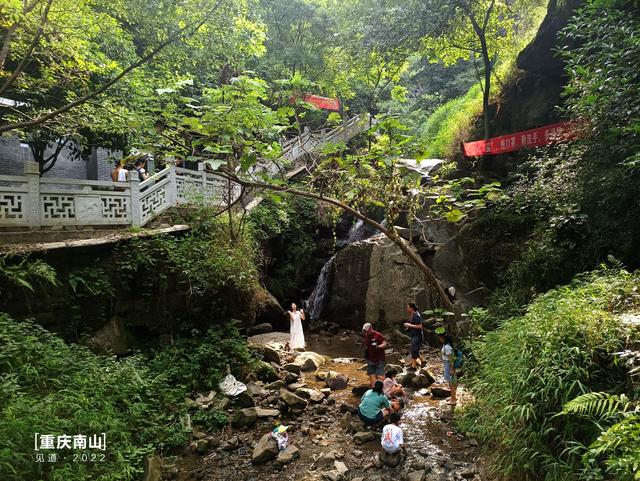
[312,235,435,329]
[252,433,279,464]
[294,351,326,371]
[247,322,273,336]
[254,288,287,328]
[295,388,325,403]
[87,317,136,355]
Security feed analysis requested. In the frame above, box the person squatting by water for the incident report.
[381,412,405,455]
[438,331,458,405]
[287,303,305,351]
[404,303,424,369]
[358,380,391,427]
[362,322,388,386]
[383,369,404,399]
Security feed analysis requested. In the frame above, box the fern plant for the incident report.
[562,392,640,481]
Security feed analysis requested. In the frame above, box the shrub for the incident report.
[0,314,188,481]
[458,268,639,481]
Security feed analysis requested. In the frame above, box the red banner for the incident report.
[462,121,578,157]
[289,93,341,111]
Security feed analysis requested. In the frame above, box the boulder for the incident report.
[254,288,287,327]
[142,455,162,481]
[379,450,402,467]
[334,461,348,475]
[351,384,370,397]
[87,316,136,355]
[195,439,209,454]
[230,408,258,427]
[283,363,302,374]
[406,470,426,481]
[233,391,255,408]
[247,322,273,336]
[276,445,300,464]
[252,433,279,464]
[353,431,375,444]
[326,371,349,390]
[430,387,452,399]
[396,373,414,387]
[284,372,300,384]
[295,351,326,371]
[418,369,436,385]
[339,403,359,414]
[255,407,281,418]
[296,388,325,403]
[412,374,433,389]
[316,450,337,468]
[279,389,308,410]
[384,363,405,374]
[265,380,285,390]
[314,235,434,329]
[260,346,281,365]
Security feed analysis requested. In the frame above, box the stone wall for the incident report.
[0,134,123,180]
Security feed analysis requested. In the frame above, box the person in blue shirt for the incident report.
[404,303,424,370]
[358,380,391,426]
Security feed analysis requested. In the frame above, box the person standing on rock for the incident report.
[438,332,458,405]
[404,303,424,370]
[287,303,305,351]
[362,323,388,386]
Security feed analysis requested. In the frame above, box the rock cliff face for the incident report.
[470,0,584,178]
[311,235,432,329]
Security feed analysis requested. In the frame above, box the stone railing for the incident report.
[0,114,372,229]
[0,162,239,228]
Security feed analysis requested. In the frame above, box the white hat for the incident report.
[362,323,372,332]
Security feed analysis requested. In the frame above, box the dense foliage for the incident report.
[0,313,255,481]
[459,268,640,481]
[493,0,640,303]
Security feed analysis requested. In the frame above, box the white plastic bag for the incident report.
[218,373,247,396]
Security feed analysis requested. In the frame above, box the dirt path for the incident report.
[174,331,482,481]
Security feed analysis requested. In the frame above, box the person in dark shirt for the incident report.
[404,303,424,370]
[362,323,388,386]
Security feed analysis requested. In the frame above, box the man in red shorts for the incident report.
[362,323,388,387]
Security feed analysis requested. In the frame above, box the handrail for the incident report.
[139,166,171,188]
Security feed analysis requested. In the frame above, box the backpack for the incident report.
[453,348,465,369]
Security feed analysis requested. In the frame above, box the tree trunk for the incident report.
[480,33,492,141]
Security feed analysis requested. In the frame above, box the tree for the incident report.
[0,0,265,173]
[142,80,503,311]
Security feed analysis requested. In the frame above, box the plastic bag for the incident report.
[218,374,247,396]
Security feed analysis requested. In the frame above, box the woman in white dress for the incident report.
[287,303,306,351]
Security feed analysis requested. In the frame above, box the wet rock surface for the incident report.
[176,331,483,481]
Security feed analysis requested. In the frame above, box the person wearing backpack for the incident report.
[437,331,460,406]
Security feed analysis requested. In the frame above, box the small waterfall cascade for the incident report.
[306,253,336,322]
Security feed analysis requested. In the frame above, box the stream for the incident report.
[174,331,482,481]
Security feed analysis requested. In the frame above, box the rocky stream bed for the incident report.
[167,330,483,481]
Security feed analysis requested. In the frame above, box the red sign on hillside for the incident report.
[462,121,578,157]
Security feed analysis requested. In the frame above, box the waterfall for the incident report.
[346,219,366,243]
[307,253,336,322]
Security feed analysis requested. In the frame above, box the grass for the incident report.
[457,268,640,481]
[0,314,257,481]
